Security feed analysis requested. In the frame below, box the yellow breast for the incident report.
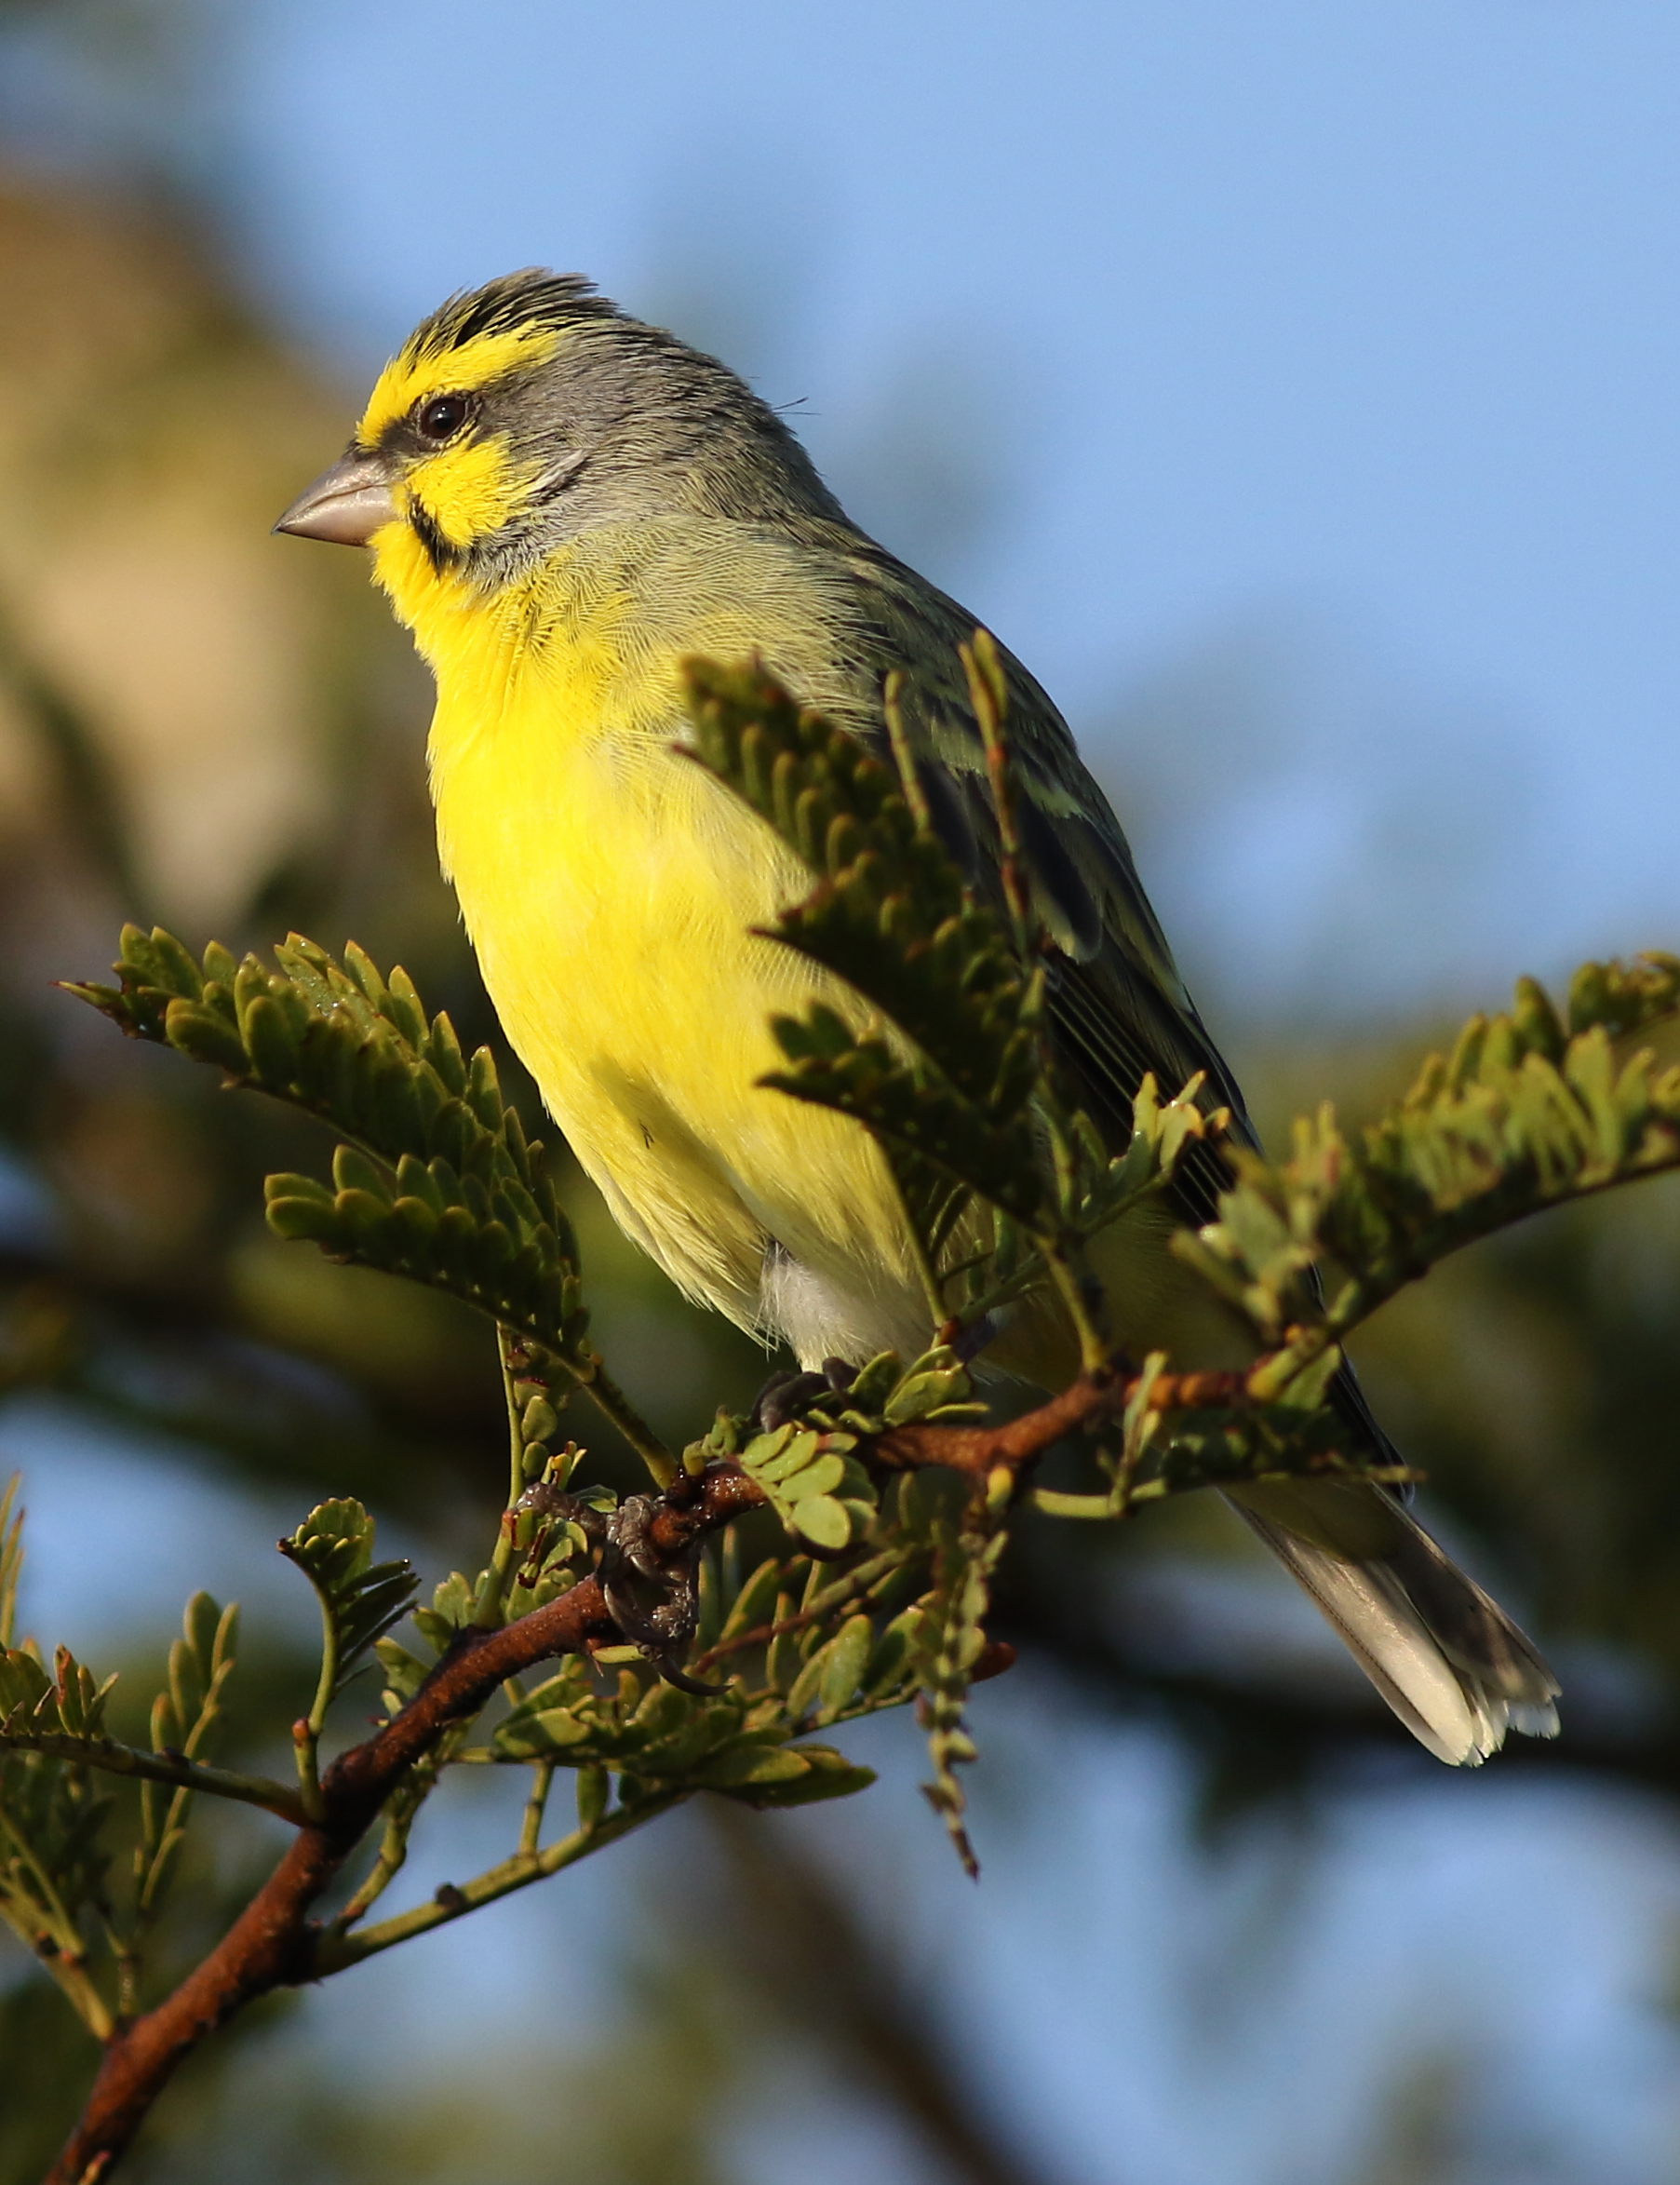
[388,525,923,1351]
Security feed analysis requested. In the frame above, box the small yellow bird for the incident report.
[277,269,1558,1762]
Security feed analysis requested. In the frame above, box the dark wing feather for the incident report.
[818,531,1255,1222]
[814,529,1396,1461]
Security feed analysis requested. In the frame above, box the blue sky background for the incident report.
[187,0,1679,1021]
[5,6,1680,2178]
[15,0,1673,1010]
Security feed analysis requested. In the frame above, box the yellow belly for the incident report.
[423,610,925,1356]
[400,531,1249,1382]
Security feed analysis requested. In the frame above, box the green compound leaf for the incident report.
[918,1520,1006,1880]
[68,928,591,1362]
[131,1593,239,1928]
[880,1348,980,1427]
[1071,1070,1228,1237]
[682,659,1052,1240]
[696,1741,877,1808]
[411,1570,477,1658]
[787,1493,851,1552]
[734,1424,878,1554]
[281,1499,419,1716]
[0,1637,119,1963]
[763,1008,1045,1228]
[487,1666,743,1778]
[813,1614,876,1719]
[683,660,1037,1099]
[1176,955,1680,1393]
[707,1347,985,1455]
[0,1642,117,1743]
[479,1650,879,1815]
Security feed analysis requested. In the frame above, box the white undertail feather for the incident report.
[1231,1500,1561,1765]
[757,1246,926,1372]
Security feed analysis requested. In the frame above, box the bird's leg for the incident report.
[514,1482,720,1690]
[947,1312,1000,1365]
[749,1356,859,1434]
[596,1493,723,1695]
[749,1369,831,1434]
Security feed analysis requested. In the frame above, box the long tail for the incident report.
[1225,1479,1561,1765]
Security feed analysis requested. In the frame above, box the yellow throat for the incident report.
[373,519,929,1365]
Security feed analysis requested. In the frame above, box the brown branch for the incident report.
[47,1463,764,2185]
[706,1804,1076,2185]
[48,1370,1252,2181]
[877,1368,1250,1475]
[0,1732,305,1826]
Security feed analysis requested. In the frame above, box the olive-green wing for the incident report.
[815,532,1403,1463]
[822,531,1254,1234]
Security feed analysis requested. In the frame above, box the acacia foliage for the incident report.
[5,654,1679,2178]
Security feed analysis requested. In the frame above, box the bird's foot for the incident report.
[749,1356,858,1434]
[597,1493,723,1695]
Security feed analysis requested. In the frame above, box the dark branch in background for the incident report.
[706,1806,1077,2185]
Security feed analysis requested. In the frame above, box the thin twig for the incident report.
[518,1759,555,1858]
[692,1547,912,1673]
[474,1327,537,1626]
[332,1803,413,1932]
[47,1365,1274,2181]
[316,1797,676,1973]
[878,1366,1251,1476]
[0,1732,304,1826]
[573,1353,678,1489]
[46,1464,762,2185]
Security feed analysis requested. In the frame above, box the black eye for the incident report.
[416,393,471,442]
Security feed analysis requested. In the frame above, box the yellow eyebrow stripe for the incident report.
[357,322,564,444]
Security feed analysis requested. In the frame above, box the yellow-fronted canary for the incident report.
[277,270,1558,1763]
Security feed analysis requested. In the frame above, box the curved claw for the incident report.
[597,1492,734,1692]
[647,1655,728,1698]
[599,1561,724,1694]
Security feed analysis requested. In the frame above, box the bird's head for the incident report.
[276,269,841,615]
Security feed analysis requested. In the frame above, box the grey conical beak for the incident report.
[274,448,399,546]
